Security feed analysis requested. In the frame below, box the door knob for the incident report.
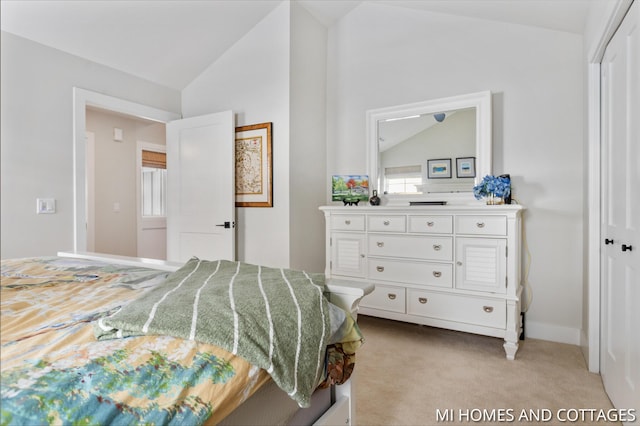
[622,244,633,252]
[605,238,614,245]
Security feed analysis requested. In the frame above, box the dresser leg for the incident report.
[503,340,519,360]
[504,298,521,360]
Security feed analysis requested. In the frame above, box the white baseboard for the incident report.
[525,320,581,345]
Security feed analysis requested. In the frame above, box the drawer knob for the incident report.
[376,266,385,272]
[360,254,365,258]
[457,261,463,266]
[433,271,442,278]
[476,222,485,228]
[418,297,428,304]
[483,306,494,313]
[388,293,396,300]
[377,241,384,247]
[383,220,390,226]
[345,220,351,225]
[433,244,442,251]
[427,221,434,227]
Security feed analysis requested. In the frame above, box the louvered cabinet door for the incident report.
[455,237,507,294]
[330,232,367,278]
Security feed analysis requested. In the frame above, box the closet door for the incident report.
[600,0,639,413]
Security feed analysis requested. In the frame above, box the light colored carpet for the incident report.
[355,315,617,426]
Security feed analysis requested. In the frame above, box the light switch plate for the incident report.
[113,127,123,142]
[36,198,56,214]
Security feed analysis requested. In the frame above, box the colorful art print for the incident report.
[235,123,272,207]
[332,175,369,205]
[427,158,452,179]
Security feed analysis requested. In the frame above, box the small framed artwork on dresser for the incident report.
[427,158,452,179]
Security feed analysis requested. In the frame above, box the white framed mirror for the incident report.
[366,91,492,205]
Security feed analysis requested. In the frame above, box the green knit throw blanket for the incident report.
[95,258,330,407]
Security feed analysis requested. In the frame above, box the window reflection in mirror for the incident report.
[378,107,476,194]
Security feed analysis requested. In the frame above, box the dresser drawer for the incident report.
[407,290,506,329]
[331,214,365,231]
[368,259,452,288]
[360,284,405,313]
[456,215,507,236]
[368,215,406,232]
[368,234,453,261]
[408,215,453,234]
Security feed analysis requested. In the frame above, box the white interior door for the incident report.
[166,110,235,263]
[600,0,640,414]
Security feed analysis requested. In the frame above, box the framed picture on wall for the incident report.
[427,158,452,179]
[235,122,273,207]
[456,157,476,178]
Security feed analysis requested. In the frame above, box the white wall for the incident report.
[326,3,585,344]
[289,2,327,272]
[182,2,291,268]
[182,2,328,272]
[85,108,165,257]
[0,31,180,259]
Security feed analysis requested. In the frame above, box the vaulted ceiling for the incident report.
[1,0,592,90]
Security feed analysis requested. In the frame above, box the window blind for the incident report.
[142,150,166,169]
[385,165,421,176]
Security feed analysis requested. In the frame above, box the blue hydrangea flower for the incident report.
[473,175,511,200]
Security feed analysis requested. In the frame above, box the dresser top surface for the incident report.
[319,204,524,214]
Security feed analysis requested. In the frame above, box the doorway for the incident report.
[72,88,180,256]
[586,0,634,374]
[599,0,639,411]
[85,107,167,258]
[73,88,237,263]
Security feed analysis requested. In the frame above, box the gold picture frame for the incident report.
[235,122,273,207]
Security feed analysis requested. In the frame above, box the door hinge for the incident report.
[506,276,508,287]
[505,246,508,257]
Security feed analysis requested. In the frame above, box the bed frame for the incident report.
[57,251,373,426]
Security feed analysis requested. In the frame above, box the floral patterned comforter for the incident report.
[0,257,272,425]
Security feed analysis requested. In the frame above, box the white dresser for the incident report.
[320,205,524,359]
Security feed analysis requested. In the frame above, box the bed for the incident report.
[1,251,373,425]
